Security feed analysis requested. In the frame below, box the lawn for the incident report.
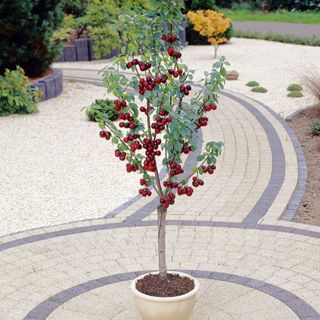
[220,8,320,25]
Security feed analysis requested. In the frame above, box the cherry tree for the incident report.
[95,0,228,281]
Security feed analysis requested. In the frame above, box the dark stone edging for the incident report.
[30,69,63,102]
[23,270,320,320]
[56,38,120,62]
[1,220,320,255]
[232,91,307,222]
[56,28,187,63]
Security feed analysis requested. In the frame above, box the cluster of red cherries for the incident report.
[126,163,139,173]
[161,34,177,43]
[167,47,181,59]
[180,84,192,96]
[182,144,192,154]
[113,99,127,111]
[142,138,162,173]
[203,104,217,112]
[151,109,172,134]
[99,130,111,140]
[196,116,209,129]
[114,149,126,161]
[139,187,152,197]
[138,75,167,95]
[119,112,136,129]
[126,58,152,72]
[139,179,152,197]
[169,162,184,177]
[160,192,176,208]
[192,176,204,187]
[168,68,183,78]
[201,165,216,174]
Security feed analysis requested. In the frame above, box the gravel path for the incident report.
[233,21,320,39]
[54,38,320,118]
[0,82,138,235]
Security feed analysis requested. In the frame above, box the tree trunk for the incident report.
[214,46,218,59]
[157,205,167,282]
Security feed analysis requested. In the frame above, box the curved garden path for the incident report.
[1,67,320,319]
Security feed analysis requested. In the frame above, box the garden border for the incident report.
[30,69,63,102]
[56,27,186,62]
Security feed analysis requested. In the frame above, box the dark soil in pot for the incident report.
[287,104,320,225]
[136,273,195,297]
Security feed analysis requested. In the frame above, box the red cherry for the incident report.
[167,47,174,56]
[99,131,106,138]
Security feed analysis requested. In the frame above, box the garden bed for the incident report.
[287,104,320,225]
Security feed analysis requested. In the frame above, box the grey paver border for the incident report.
[23,270,320,320]
[1,220,320,255]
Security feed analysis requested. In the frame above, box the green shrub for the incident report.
[52,15,78,42]
[86,99,118,122]
[0,0,63,78]
[246,80,259,87]
[311,119,320,136]
[190,0,217,10]
[251,86,268,93]
[287,90,303,97]
[60,0,87,17]
[233,30,320,47]
[0,67,41,116]
[84,0,152,59]
[287,83,303,92]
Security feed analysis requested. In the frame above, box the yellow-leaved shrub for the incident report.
[187,10,231,58]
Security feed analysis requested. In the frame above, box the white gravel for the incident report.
[0,82,139,236]
[55,38,320,117]
[183,38,320,118]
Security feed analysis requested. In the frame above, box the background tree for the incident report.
[0,0,63,77]
[188,10,231,58]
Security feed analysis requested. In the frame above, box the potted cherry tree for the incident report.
[95,1,227,319]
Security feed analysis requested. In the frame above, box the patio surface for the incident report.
[1,85,320,319]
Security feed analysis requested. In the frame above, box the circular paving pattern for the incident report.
[27,272,310,320]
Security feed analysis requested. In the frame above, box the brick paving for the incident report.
[1,75,320,319]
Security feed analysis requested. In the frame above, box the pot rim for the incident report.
[131,271,200,303]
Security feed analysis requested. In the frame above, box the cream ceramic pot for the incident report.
[131,271,200,320]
